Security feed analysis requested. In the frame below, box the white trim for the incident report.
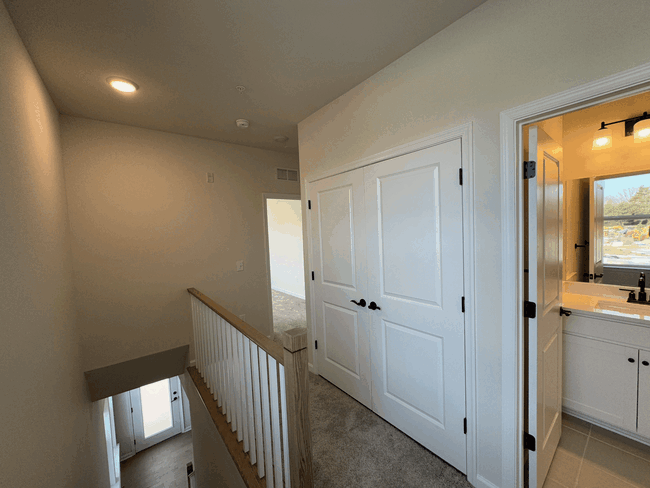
[262,192,302,338]
[303,122,479,486]
[303,177,319,374]
[500,60,650,488]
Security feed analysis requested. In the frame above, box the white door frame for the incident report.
[303,122,478,486]
[262,193,303,337]
[500,61,650,488]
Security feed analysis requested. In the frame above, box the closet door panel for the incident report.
[365,139,467,473]
[309,170,371,407]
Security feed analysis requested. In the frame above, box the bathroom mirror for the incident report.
[565,172,650,287]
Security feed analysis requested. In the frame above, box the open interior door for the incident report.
[527,126,564,488]
[589,179,605,283]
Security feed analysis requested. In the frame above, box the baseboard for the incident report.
[564,407,650,447]
[308,362,316,374]
[271,286,305,300]
[475,475,500,488]
[189,359,196,367]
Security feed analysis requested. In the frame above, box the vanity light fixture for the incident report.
[107,77,138,93]
[593,110,650,150]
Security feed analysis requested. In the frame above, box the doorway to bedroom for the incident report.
[263,195,307,343]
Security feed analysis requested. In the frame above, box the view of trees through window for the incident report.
[603,173,650,266]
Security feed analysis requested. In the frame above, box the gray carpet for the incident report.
[309,373,472,488]
[271,289,307,343]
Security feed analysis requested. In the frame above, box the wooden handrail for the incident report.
[187,288,284,364]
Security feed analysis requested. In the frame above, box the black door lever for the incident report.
[560,307,572,317]
[368,301,381,311]
[350,299,366,307]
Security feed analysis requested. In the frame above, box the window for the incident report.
[602,172,650,267]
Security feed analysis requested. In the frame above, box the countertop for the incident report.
[562,292,650,326]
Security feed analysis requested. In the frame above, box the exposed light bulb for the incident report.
[107,78,138,93]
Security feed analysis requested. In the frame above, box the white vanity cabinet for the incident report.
[639,350,650,438]
[563,312,650,440]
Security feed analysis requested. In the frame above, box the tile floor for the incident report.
[543,414,650,488]
[120,431,193,488]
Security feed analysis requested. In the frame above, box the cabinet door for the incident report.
[563,333,638,432]
[639,350,650,438]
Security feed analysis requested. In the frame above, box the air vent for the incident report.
[277,168,298,181]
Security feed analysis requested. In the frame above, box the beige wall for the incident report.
[182,371,247,488]
[297,0,650,486]
[0,3,105,486]
[60,116,299,371]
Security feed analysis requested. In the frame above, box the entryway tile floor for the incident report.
[120,430,193,488]
[543,414,650,488]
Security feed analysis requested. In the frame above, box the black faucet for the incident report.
[640,273,647,302]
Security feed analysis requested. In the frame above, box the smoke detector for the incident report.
[273,135,289,144]
[236,119,249,129]
[236,85,246,94]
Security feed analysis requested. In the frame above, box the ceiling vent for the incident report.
[277,168,298,181]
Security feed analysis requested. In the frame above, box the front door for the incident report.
[365,140,467,472]
[527,126,564,488]
[130,377,182,452]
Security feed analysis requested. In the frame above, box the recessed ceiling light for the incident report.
[273,135,289,143]
[107,77,138,93]
[236,119,249,128]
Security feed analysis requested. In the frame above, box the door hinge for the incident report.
[523,301,537,319]
[134,439,136,445]
[523,160,536,179]
[524,432,536,451]
[459,168,463,185]
[308,200,311,210]
[311,271,315,281]
[464,418,467,434]
[461,296,465,313]
[131,407,133,413]
[315,340,318,350]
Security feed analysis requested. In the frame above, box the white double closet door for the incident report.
[310,139,467,472]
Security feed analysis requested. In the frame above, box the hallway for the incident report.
[120,431,193,488]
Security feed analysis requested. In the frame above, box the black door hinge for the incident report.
[464,418,467,434]
[134,439,136,445]
[131,407,133,413]
[459,168,463,185]
[311,271,315,281]
[523,301,537,319]
[308,200,311,209]
[523,160,536,179]
[524,432,536,451]
[461,296,465,313]
[315,340,318,350]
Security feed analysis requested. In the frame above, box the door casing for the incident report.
[500,61,650,488]
[303,123,478,486]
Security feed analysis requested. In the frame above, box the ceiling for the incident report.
[3,0,486,154]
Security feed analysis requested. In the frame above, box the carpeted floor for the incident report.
[309,373,472,488]
[271,289,307,343]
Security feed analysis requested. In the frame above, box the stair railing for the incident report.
[187,288,313,488]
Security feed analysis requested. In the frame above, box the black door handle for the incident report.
[642,361,649,366]
[171,396,179,402]
[350,299,366,307]
[560,307,572,317]
[594,274,604,279]
[368,301,381,311]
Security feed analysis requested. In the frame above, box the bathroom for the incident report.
[526,88,650,488]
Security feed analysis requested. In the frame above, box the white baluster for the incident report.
[232,328,242,438]
[268,356,283,488]
[209,311,217,398]
[238,332,250,451]
[259,349,274,488]
[251,344,265,478]
[220,317,229,418]
[190,297,199,371]
[229,325,238,431]
[279,363,291,488]
[217,316,225,411]
[198,303,205,376]
[243,337,257,465]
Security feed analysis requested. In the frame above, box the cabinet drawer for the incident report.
[563,333,638,432]
[564,314,650,349]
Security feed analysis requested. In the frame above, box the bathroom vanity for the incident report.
[562,282,650,443]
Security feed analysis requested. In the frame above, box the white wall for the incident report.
[0,3,106,486]
[297,1,650,486]
[60,116,300,371]
[267,199,305,299]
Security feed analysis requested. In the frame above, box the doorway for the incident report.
[263,194,307,343]
[501,63,650,488]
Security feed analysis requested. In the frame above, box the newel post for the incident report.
[282,328,314,487]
